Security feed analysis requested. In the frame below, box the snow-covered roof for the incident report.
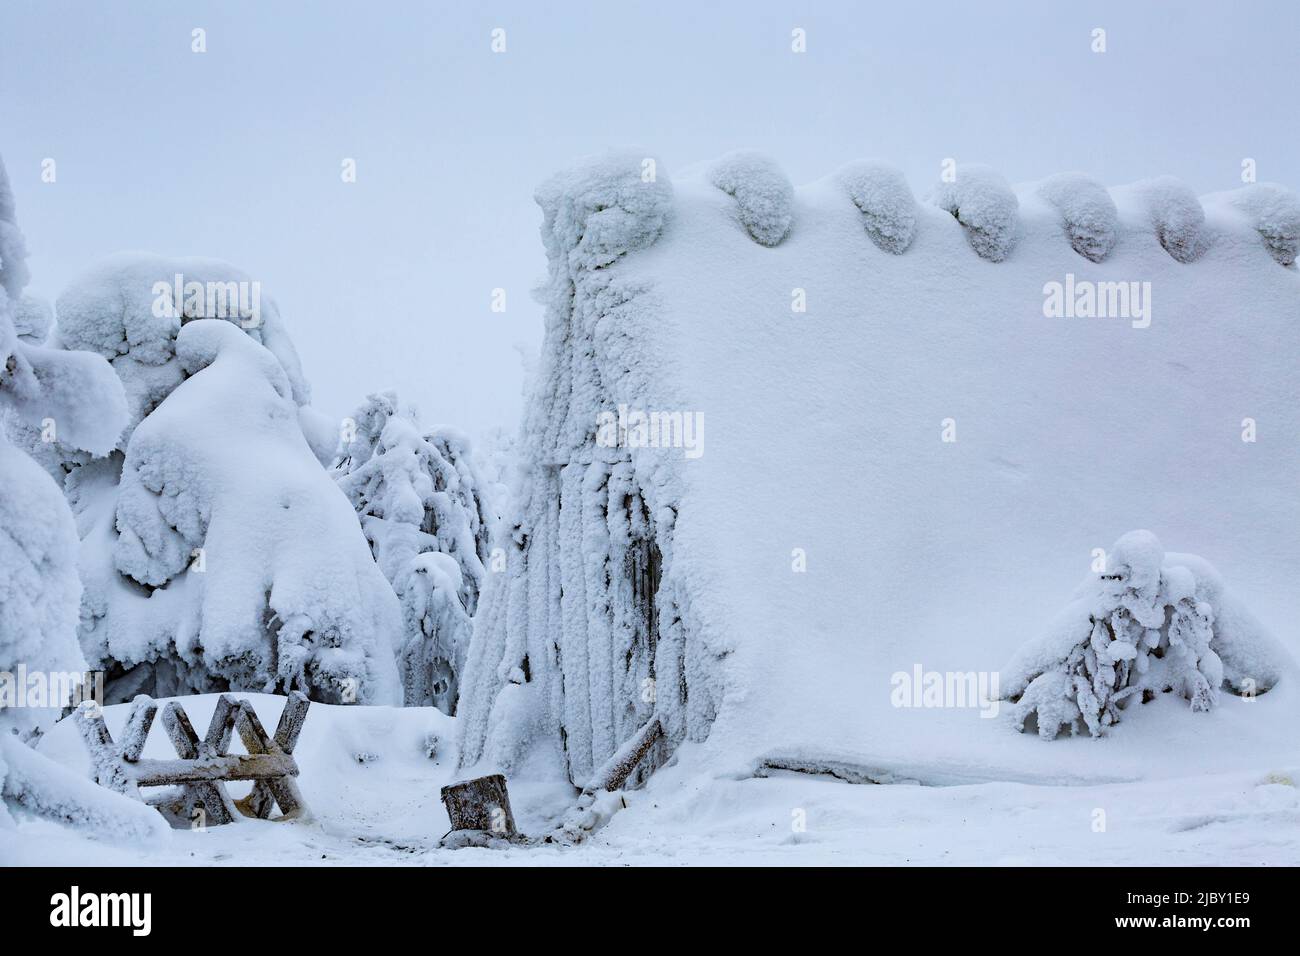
[463,151,1300,786]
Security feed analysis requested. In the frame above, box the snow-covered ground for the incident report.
[3,694,1297,866]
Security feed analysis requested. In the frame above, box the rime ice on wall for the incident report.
[458,150,714,784]
[1002,531,1285,739]
[332,391,493,712]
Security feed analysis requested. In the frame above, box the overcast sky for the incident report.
[3,0,1297,437]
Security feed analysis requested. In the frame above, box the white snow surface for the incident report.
[4,695,1299,866]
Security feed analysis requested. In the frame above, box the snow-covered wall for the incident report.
[461,151,1300,786]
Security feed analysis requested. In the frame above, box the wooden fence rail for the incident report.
[74,691,311,827]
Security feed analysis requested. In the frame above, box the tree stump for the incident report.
[440,774,517,840]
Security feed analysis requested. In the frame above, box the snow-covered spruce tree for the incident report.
[10,253,317,495]
[0,154,127,737]
[55,252,310,433]
[332,391,492,712]
[0,154,163,838]
[1002,531,1285,739]
[6,255,399,704]
[94,320,402,704]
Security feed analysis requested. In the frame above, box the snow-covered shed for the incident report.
[458,150,1300,789]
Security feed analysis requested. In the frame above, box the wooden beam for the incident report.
[583,716,663,795]
[129,753,298,786]
[75,693,310,827]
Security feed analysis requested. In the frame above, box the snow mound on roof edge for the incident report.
[1035,172,1119,262]
[707,150,794,247]
[928,164,1020,262]
[1112,177,1206,263]
[836,160,918,254]
[1219,183,1300,266]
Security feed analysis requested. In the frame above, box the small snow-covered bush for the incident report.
[708,150,794,247]
[929,165,1020,262]
[1036,172,1118,262]
[333,392,492,713]
[1226,183,1300,266]
[1003,531,1285,739]
[837,160,918,254]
